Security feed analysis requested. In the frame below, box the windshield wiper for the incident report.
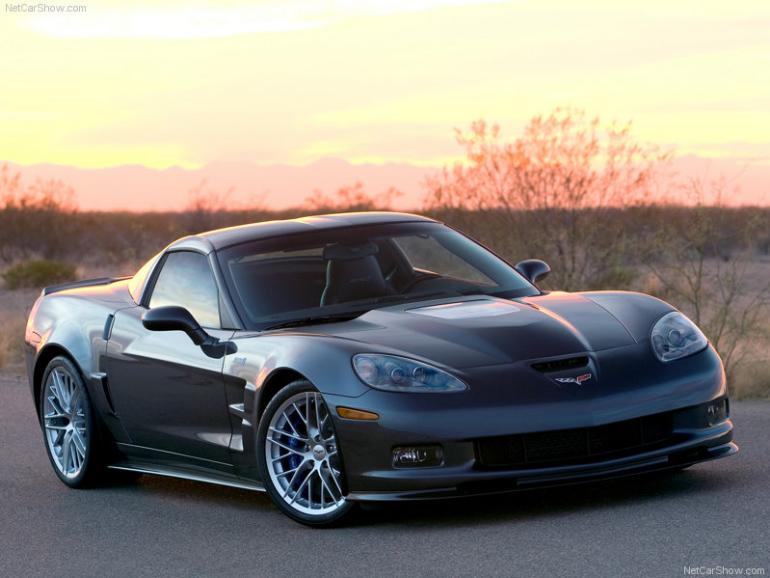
[264,312,364,331]
[264,292,463,331]
[371,290,463,305]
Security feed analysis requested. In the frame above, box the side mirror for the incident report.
[514,259,551,285]
[142,306,209,345]
[142,306,237,359]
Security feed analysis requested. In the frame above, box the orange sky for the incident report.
[1,0,769,205]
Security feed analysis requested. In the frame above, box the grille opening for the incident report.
[531,356,589,373]
[475,412,676,469]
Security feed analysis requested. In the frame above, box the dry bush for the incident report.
[2,259,76,290]
[641,181,770,383]
[0,289,37,369]
[305,182,402,212]
[424,109,669,290]
[731,357,770,399]
[0,164,78,263]
[0,318,25,369]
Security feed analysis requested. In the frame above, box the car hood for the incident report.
[305,292,672,369]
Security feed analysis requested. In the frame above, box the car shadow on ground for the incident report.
[103,465,737,528]
[360,468,735,528]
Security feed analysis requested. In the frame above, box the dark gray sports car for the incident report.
[24,212,736,526]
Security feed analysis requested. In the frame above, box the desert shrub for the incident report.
[0,309,27,368]
[424,109,668,291]
[2,260,76,290]
[731,359,770,399]
[640,183,770,381]
[0,165,79,263]
[304,182,402,212]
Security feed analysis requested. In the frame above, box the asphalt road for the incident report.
[1,366,768,578]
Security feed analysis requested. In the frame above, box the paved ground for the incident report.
[1,365,768,578]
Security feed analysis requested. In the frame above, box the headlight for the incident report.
[651,311,708,362]
[352,354,467,393]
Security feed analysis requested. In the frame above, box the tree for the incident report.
[424,109,669,290]
[304,182,402,212]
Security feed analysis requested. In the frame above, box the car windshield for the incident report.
[216,221,538,330]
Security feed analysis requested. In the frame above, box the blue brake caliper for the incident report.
[286,414,304,471]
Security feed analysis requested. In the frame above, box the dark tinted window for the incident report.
[149,251,221,328]
[217,222,537,329]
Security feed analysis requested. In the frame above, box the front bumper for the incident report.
[329,393,736,501]
[346,421,736,501]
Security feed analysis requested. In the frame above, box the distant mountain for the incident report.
[2,159,430,211]
[2,156,767,211]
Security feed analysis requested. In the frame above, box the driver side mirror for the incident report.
[514,259,551,285]
[142,306,236,359]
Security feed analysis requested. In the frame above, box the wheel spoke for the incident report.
[70,441,80,471]
[283,463,307,497]
[267,437,305,456]
[275,466,301,479]
[61,431,72,473]
[268,426,305,443]
[69,386,82,414]
[318,469,339,505]
[72,430,87,457]
[54,370,72,412]
[288,469,311,505]
[325,460,344,495]
[44,423,68,431]
[291,403,307,426]
[283,414,301,437]
[314,393,322,432]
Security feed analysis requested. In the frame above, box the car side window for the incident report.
[148,251,221,329]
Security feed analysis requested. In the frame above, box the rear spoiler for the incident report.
[43,276,132,296]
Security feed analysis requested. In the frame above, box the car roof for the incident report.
[169,211,437,252]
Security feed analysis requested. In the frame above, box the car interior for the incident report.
[228,238,415,321]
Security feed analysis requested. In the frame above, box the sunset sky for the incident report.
[1,0,769,206]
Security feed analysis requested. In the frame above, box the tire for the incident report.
[39,356,110,488]
[256,380,357,527]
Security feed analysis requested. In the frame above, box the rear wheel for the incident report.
[40,356,114,487]
[256,381,356,526]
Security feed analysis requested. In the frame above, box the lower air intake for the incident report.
[475,412,676,469]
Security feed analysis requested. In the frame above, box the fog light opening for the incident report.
[705,398,728,426]
[392,445,444,468]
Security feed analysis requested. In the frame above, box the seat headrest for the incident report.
[322,242,379,261]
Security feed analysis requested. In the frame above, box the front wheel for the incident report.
[256,381,356,526]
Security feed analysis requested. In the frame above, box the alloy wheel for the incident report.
[264,391,346,516]
[43,366,88,479]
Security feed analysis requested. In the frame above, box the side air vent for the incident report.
[531,356,589,373]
